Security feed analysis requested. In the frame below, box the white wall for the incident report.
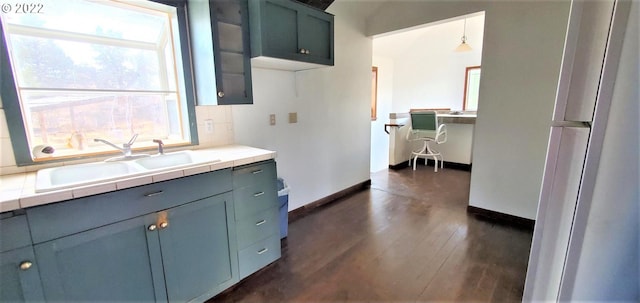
[370,56,393,172]
[367,1,570,219]
[565,2,639,299]
[370,55,394,172]
[233,1,372,211]
[376,16,484,113]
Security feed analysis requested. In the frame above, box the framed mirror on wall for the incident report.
[463,66,481,111]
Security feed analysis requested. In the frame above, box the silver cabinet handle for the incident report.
[217,91,225,98]
[257,248,268,255]
[159,222,169,229]
[305,49,310,55]
[148,224,157,231]
[253,192,265,197]
[144,191,164,197]
[251,169,263,174]
[299,48,306,54]
[255,219,266,226]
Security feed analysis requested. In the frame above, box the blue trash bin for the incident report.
[277,178,289,239]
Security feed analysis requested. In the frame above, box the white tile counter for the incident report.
[0,145,275,212]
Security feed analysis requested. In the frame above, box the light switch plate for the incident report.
[288,112,297,123]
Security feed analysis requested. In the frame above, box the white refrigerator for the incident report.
[523,0,635,301]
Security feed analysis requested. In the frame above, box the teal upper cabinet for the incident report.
[190,0,253,105]
[210,0,253,104]
[249,0,334,70]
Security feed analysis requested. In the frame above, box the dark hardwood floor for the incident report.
[210,166,533,302]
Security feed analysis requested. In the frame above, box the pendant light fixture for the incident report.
[455,18,472,52]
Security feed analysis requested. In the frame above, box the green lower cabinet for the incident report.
[34,215,165,302]
[233,160,281,280]
[0,246,45,302]
[2,165,280,302]
[33,192,238,302]
[158,193,238,302]
[238,234,281,279]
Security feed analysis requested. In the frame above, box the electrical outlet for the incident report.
[204,119,214,133]
[269,114,276,126]
[288,112,297,123]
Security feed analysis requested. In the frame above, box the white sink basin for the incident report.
[34,151,220,193]
[36,161,144,193]
[133,151,198,170]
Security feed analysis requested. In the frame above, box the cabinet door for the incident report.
[298,8,333,65]
[250,0,334,67]
[0,247,45,302]
[158,192,238,302]
[210,0,253,105]
[34,215,166,302]
[261,0,300,58]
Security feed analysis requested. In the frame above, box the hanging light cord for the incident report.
[461,19,467,43]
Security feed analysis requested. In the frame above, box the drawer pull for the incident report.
[159,222,169,229]
[253,192,265,197]
[144,191,164,197]
[148,224,157,231]
[257,248,269,255]
[255,219,267,226]
[251,169,263,174]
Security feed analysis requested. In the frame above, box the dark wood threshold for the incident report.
[467,205,535,230]
[288,180,371,223]
[389,159,472,171]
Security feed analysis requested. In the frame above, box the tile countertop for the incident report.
[0,145,276,213]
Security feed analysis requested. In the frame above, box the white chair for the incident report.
[406,111,447,172]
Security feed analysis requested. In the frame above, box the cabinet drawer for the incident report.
[0,215,31,253]
[238,234,281,279]
[236,207,279,249]
[28,169,232,243]
[233,160,276,188]
[233,183,278,220]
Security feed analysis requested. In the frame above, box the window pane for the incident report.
[3,0,167,43]
[22,91,179,150]
[9,35,162,90]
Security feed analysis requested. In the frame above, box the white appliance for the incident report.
[523,0,634,301]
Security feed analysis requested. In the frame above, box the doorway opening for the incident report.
[370,12,485,173]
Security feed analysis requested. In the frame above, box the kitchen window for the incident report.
[0,0,197,165]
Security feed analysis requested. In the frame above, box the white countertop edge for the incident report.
[437,114,477,118]
[0,145,276,211]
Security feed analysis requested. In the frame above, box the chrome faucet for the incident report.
[94,134,139,157]
[152,139,164,155]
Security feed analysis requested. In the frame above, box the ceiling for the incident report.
[373,14,485,59]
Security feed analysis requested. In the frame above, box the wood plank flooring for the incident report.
[209,167,533,302]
